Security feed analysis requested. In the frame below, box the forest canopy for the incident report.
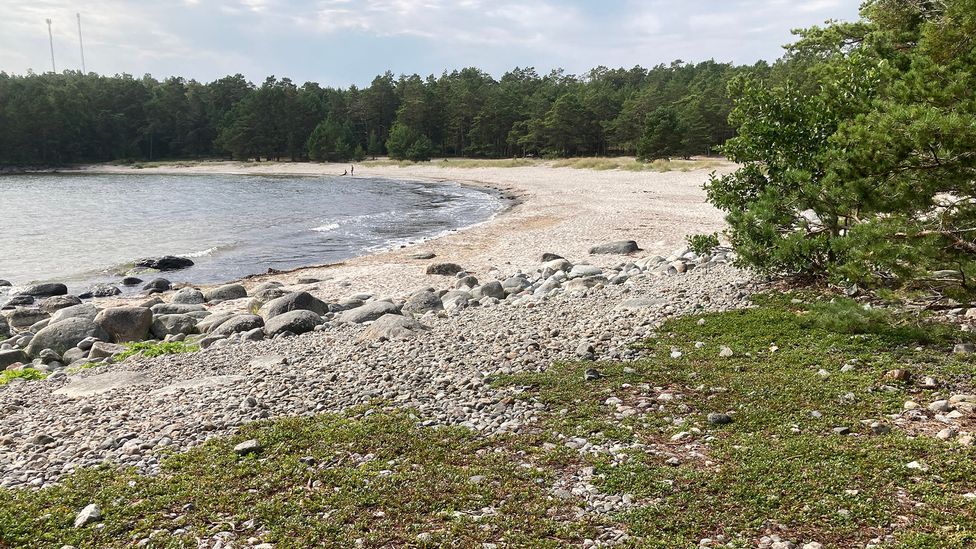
[0,61,752,166]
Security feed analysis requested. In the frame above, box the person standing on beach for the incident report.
[350,165,355,176]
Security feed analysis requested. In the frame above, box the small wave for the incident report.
[311,222,340,232]
[182,246,222,258]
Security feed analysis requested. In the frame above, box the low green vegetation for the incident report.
[0,368,47,385]
[686,232,721,256]
[114,341,199,361]
[550,157,724,172]
[0,410,597,547]
[499,293,976,547]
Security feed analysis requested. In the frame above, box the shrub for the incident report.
[686,233,720,256]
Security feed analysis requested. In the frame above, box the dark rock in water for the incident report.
[25,318,110,358]
[41,295,82,313]
[258,291,329,320]
[0,279,11,287]
[121,277,143,286]
[541,252,564,262]
[264,310,323,337]
[135,256,194,271]
[94,306,153,343]
[425,263,464,276]
[409,252,437,260]
[7,295,35,306]
[588,240,640,255]
[86,284,122,298]
[142,278,171,293]
[19,283,68,297]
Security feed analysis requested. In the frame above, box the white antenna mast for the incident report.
[77,13,86,73]
[46,18,56,72]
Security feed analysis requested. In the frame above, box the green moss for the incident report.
[0,368,47,385]
[114,341,199,361]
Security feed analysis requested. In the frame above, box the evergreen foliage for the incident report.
[707,0,976,294]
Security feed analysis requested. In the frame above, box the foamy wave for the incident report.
[183,246,221,258]
[311,222,340,232]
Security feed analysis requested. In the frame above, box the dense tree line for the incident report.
[708,0,976,295]
[0,61,751,166]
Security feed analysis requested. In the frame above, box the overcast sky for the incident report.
[1,0,861,87]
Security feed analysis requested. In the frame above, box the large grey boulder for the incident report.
[337,301,400,324]
[263,310,322,337]
[212,314,264,336]
[18,283,68,297]
[25,318,110,358]
[135,256,194,271]
[204,284,247,303]
[358,314,429,342]
[41,295,82,313]
[541,258,573,272]
[4,308,50,329]
[247,287,290,314]
[589,240,640,255]
[568,264,603,279]
[50,304,99,324]
[251,281,283,293]
[150,314,198,339]
[88,341,126,360]
[0,349,28,369]
[441,290,471,311]
[425,263,464,276]
[151,303,205,315]
[258,291,329,320]
[401,291,443,316]
[0,279,11,287]
[94,306,153,343]
[471,281,505,300]
[171,287,206,305]
[196,312,237,333]
[502,275,530,294]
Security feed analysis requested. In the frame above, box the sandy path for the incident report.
[80,160,734,300]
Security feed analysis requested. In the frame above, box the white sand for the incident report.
[81,160,734,299]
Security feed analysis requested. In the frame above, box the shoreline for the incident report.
[60,159,735,305]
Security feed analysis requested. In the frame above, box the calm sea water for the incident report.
[0,173,502,300]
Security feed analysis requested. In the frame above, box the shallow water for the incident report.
[0,173,501,299]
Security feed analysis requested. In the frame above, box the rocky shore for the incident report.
[0,241,758,490]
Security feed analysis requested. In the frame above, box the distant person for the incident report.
[342,169,347,176]
[350,165,355,176]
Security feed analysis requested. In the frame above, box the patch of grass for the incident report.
[549,157,727,172]
[0,410,597,548]
[114,341,199,361]
[361,157,539,168]
[0,368,47,385]
[501,292,976,547]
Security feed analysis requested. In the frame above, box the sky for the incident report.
[0,0,861,87]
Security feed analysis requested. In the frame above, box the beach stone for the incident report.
[204,284,247,303]
[55,370,150,397]
[569,264,603,279]
[0,315,8,339]
[241,327,265,341]
[50,304,99,324]
[29,318,51,332]
[402,291,444,316]
[358,314,429,342]
[150,314,198,339]
[84,284,121,298]
[251,281,283,292]
[541,252,564,262]
[6,295,34,306]
[456,275,479,289]
[471,281,506,300]
[41,295,82,313]
[0,349,28,369]
[62,347,86,364]
[247,287,291,314]
[409,252,436,260]
[616,298,664,310]
[565,277,606,291]
[151,303,205,315]
[18,283,68,297]
[338,301,400,324]
[135,256,194,271]
[542,258,573,272]
[171,287,206,304]
[5,308,50,329]
[74,504,101,528]
[121,276,143,286]
[708,412,733,425]
[502,275,530,293]
[88,341,125,360]
[25,318,110,358]
[142,278,171,293]
[425,263,464,276]
[212,315,264,336]
[264,310,323,337]
[0,279,10,287]
[953,343,975,354]
[258,291,329,320]
[234,439,261,455]
[441,290,471,311]
[589,240,640,255]
[94,307,153,343]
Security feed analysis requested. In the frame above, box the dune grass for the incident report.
[549,156,726,172]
